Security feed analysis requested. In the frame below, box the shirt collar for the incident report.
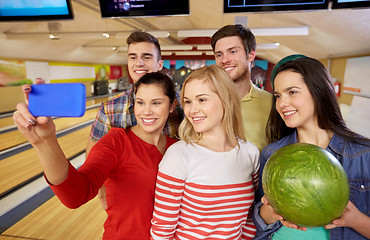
[241,84,261,102]
[327,133,346,155]
[290,130,346,155]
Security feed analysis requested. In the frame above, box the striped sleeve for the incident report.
[252,171,259,191]
[251,143,260,191]
[151,171,186,239]
[242,143,259,240]
[242,172,258,240]
[242,215,257,240]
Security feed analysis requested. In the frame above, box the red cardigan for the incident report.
[49,128,177,239]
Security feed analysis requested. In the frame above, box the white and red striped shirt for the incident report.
[151,140,260,239]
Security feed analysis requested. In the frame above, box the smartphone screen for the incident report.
[28,83,86,117]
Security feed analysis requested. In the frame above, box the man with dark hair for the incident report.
[87,31,183,209]
[88,32,182,152]
[212,24,272,151]
[126,31,162,61]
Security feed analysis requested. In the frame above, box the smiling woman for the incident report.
[132,72,177,148]
[273,71,316,129]
[12,72,179,239]
[182,79,224,137]
[150,65,261,239]
[252,55,370,240]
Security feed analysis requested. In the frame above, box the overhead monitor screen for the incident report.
[332,0,370,9]
[224,0,330,13]
[99,0,189,18]
[0,0,73,21]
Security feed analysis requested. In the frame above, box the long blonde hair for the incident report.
[179,65,245,147]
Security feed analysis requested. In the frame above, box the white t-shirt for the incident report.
[151,139,260,240]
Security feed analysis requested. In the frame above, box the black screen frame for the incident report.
[99,0,190,18]
[224,0,331,13]
[0,0,74,21]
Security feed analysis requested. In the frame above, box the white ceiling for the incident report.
[0,0,369,65]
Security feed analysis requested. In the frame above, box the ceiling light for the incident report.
[197,44,213,50]
[61,33,110,39]
[6,32,109,40]
[161,52,173,56]
[177,26,309,38]
[81,46,114,51]
[115,31,170,39]
[257,43,280,49]
[146,31,170,38]
[177,29,217,38]
[49,34,60,40]
[175,51,203,56]
[251,27,309,36]
[161,45,193,51]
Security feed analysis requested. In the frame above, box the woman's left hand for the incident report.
[325,200,358,229]
[325,200,370,238]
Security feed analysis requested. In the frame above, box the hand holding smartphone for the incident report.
[28,83,86,117]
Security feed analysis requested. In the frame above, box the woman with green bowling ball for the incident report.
[252,55,370,240]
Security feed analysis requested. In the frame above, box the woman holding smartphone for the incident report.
[13,72,178,239]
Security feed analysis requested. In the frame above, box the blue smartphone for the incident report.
[28,83,86,117]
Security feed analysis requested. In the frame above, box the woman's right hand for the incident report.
[22,78,46,103]
[14,79,69,185]
[14,78,56,145]
[13,102,55,145]
[260,196,307,231]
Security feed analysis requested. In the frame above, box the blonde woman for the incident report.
[151,65,260,239]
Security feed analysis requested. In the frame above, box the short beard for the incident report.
[232,68,250,83]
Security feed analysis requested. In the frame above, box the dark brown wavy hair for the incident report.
[267,56,369,146]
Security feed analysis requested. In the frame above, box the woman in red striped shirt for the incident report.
[151,65,260,239]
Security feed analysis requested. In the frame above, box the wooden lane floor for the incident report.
[0,125,91,196]
[0,117,14,131]
[0,108,99,152]
[1,196,105,240]
[85,96,107,108]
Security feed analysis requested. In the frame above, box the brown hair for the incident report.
[134,72,176,104]
[127,32,161,61]
[211,24,256,58]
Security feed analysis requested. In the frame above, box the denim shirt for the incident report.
[252,131,370,240]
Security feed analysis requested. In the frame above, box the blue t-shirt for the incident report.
[272,226,329,240]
